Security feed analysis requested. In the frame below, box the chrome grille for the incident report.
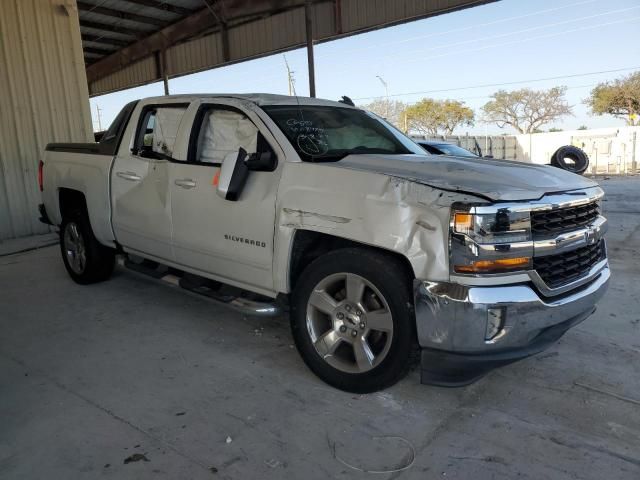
[533,240,605,289]
[531,202,599,238]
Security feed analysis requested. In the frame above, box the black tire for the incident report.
[291,248,415,393]
[60,212,115,285]
[550,145,589,175]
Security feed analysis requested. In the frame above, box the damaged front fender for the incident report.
[272,162,488,293]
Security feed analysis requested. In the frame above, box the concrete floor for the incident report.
[1,178,639,479]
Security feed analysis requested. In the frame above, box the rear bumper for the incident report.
[414,265,610,386]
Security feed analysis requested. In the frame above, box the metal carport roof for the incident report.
[79,0,497,97]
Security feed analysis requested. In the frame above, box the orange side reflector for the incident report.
[212,170,220,186]
[455,257,531,273]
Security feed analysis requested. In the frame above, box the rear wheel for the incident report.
[60,213,114,284]
[291,248,415,393]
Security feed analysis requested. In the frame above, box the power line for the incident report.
[326,8,640,74]
[354,67,640,101]
[183,1,634,92]
[429,83,600,103]
[209,0,608,90]
[357,16,640,77]
[316,0,600,60]
[240,12,638,94]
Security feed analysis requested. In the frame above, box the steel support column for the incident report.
[305,0,316,97]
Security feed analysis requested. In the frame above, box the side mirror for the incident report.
[245,151,277,172]
[217,148,249,201]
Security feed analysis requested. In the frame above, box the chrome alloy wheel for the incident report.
[63,222,86,275]
[306,273,394,373]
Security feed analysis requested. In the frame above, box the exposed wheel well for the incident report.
[288,230,415,291]
[58,188,87,220]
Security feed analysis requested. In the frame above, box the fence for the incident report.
[415,126,640,174]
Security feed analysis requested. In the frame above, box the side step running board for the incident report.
[120,256,282,317]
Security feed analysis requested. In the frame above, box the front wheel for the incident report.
[291,248,415,393]
[60,214,114,284]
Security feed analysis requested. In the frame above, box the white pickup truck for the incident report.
[39,94,609,392]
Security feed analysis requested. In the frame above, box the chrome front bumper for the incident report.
[414,264,610,385]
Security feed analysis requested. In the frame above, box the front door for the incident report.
[111,103,188,261]
[170,103,282,293]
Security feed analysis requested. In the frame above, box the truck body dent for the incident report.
[273,162,485,293]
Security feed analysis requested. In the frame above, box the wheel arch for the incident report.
[58,188,88,220]
[285,229,415,293]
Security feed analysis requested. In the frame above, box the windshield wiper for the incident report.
[350,147,396,154]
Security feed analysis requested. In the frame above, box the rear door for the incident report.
[111,102,189,261]
[169,100,284,293]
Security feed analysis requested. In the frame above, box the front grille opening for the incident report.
[533,240,605,289]
[531,202,599,238]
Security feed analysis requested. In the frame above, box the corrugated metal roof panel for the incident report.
[80,26,137,42]
[0,0,93,239]
[79,11,158,33]
[91,54,157,94]
[89,0,182,22]
[167,32,225,77]
[341,0,478,30]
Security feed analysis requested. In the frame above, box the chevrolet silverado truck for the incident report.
[39,94,610,392]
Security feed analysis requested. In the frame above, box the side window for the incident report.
[194,108,260,165]
[99,100,138,155]
[134,105,187,159]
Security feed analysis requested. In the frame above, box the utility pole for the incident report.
[376,75,389,118]
[95,104,103,131]
[305,0,316,97]
[284,55,296,96]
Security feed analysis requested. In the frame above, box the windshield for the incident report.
[424,143,477,157]
[263,105,423,162]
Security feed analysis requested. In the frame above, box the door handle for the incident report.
[116,171,142,182]
[174,178,196,189]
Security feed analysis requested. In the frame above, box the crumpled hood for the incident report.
[333,154,597,201]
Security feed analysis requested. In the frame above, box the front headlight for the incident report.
[453,211,531,244]
[451,207,533,274]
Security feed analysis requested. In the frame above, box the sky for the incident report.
[89,0,640,135]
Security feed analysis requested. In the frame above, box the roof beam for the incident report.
[119,0,196,16]
[79,19,147,38]
[81,34,129,47]
[77,2,168,27]
[83,46,117,56]
[86,8,216,83]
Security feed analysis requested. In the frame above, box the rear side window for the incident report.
[134,104,188,159]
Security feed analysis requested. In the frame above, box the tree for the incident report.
[578,125,588,130]
[359,99,407,130]
[404,98,474,136]
[482,87,572,134]
[585,71,640,126]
